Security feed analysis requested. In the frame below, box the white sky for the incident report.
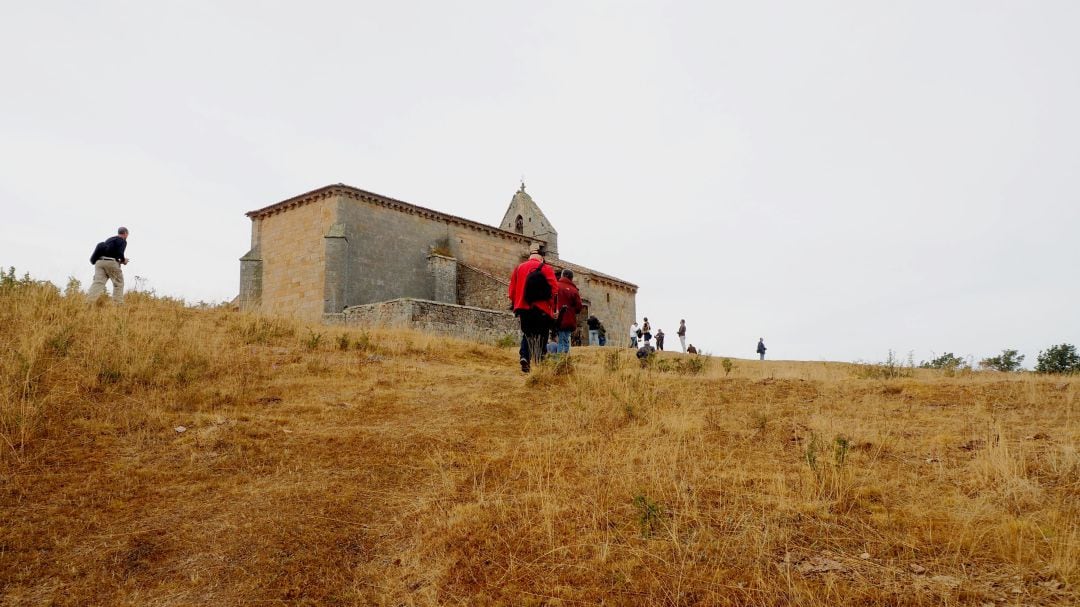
[2,1,1077,364]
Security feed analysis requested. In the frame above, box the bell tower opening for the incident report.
[499,181,559,258]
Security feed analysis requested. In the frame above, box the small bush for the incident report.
[678,355,708,375]
[304,330,323,351]
[353,332,375,352]
[919,352,969,371]
[721,358,735,376]
[494,334,517,349]
[337,333,351,351]
[853,350,914,379]
[632,494,664,538]
[605,349,623,372]
[979,349,1025,372]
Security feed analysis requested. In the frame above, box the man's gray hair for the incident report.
[562,269,574,280]
[118,226,129,235]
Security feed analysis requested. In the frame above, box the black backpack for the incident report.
[90,241,108,265]
[523,261,552,304]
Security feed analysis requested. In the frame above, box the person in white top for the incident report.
[629,322,639,348]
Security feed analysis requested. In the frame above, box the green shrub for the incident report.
[979,349,1025,372]
[919,352,968,371]
[721,358,735,376]
[1035,344,1080,375]
[303,330,323,351]
[632,494,664,538]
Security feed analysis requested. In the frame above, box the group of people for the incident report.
[509,245,773,373]
[629,319,769,361]
[629,318,691,353]
[508,244,584,372]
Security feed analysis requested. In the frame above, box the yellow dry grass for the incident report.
[1,284,1077,606]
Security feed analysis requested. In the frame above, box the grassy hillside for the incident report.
[1,283,1077,606]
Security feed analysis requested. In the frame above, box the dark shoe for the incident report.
[520,357,530,373]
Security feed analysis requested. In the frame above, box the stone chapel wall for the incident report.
[257,197,334,320]
[333,192,534,309]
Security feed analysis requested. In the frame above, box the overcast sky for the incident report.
[2,1,1077,364]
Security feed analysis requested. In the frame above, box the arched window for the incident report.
[515,215,523,233]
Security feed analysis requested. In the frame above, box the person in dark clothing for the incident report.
[677,319,687,353]
[508,244,559,373]
[687,344,698,355]
[655,329,665,351]
[642,317,652,344]
[587,315,601,346]
[554,270,583,354]
[757,338,767,360]
[597,321,607,346]
[88,227,130,304]
[636,343,656,367]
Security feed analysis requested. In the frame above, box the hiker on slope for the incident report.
[508,244,559,373]
[554,269,583,355]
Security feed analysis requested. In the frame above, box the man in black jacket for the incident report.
[88,227,129,304]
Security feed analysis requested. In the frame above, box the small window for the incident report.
[514,215,523,233]
[606,293,610,303]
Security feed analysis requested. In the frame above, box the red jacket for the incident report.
[555,277,583,330]
[508,257,559,318]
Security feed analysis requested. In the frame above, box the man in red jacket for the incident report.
[508,244,559,372]
[554,269,583,355]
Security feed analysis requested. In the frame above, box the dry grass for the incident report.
[1,283,1077,606]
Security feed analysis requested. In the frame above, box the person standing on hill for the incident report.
[642,317,652,344]
[629,322,639,348]
[508,244,559,373]
[757,338,767,360]
[655,329,665,351]
[677,320,687,353]
[88,227,130,304]
[554,269,583,354]
[587,315,601,346]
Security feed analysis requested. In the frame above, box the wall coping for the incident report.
[344,297,515,317]
[456,261,510,286]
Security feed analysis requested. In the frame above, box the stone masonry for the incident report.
[343,299,518,344]
[239,183,637,343]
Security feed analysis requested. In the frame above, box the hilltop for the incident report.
[1,284,1077,606]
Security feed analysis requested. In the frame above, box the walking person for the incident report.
[757,337,767,360]
[587,315,601,347]
[88,227,130,304]
[629,322,639,348]
[655,329,665,351]
[508,244,559,373]
[677,320,687,353]
[554,269,583,355]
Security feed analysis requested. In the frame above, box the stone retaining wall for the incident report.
[343,298,518,344]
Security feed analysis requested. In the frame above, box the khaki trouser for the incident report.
[88,259,124,304]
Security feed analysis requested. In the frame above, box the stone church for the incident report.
[238,183,636,343]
